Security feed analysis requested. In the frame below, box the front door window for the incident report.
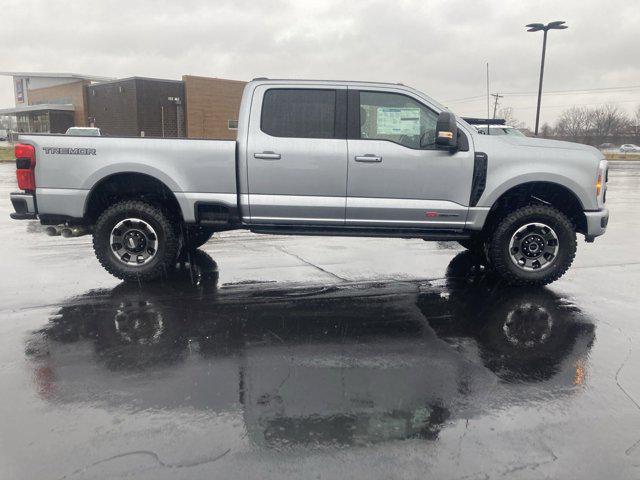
[359,91,439,149]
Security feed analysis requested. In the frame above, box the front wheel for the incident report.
[93,200,181,282]
[487,205,576,286]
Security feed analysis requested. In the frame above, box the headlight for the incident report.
[596,159,608,208]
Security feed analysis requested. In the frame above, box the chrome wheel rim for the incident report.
[508,222,559,271]
[110,218,158,266]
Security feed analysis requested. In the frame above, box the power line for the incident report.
[448,96,640,108]
[504,85,640,97]
[444,94,489,103]
[444,94,486,103]
[443,84,640,104]
[512,98,640,110]
[463,98,640,119]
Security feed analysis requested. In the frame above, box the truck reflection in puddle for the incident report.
[26,251,595,448]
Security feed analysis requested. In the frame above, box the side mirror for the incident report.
[435,111,458,151]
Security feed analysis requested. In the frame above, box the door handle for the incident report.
[355,154,382,163]
[254,152,281,160]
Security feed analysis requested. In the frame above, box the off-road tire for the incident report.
[488,205,576,286]
[93,200,181,282]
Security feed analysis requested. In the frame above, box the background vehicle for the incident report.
[619,144,640,153]
[65,127,101,136]
[474,125,526,136]
[0,128,7,142]
[462,117,527,137]
[9,79,609,286]
[598,143,616,150]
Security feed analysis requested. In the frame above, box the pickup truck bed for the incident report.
[19,135,238,223]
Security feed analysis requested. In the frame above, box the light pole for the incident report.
[526,20,568,136]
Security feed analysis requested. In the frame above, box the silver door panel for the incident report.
[345,85,474,229]
[248,138,347,197]
[346,197,467,228]
[248,194,345,225]
[347,139,473,205]
[346,140,474,228]
[246,84,348,224]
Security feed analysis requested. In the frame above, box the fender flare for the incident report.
[481,174,588,210]
[82,168,183,219]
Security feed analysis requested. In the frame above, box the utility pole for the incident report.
[486,63,490,121]
[491,93,503,119]
[485,63,491,135]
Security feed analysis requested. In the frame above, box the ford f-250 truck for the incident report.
[9,79,609,285]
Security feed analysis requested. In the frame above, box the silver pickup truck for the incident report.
[9,79,609,285]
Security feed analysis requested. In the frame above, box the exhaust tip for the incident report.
[45,226,61,236]
[60,226,89,238]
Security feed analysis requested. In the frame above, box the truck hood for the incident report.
[485,135,601,154]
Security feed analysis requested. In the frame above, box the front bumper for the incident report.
[10,191,37,220]
[584,208,609,241]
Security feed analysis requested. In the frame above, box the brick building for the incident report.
[86,78,185,137]
[182,75,246,140]
[0,71,246,139]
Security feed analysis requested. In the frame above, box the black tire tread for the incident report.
[488,204,576,286]
[93,200,180,282]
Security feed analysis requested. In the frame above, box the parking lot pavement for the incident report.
[1,161,640,479]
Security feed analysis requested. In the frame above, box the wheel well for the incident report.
[84,173,182,223]
[483,182,586,235]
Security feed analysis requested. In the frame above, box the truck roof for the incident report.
[251,77,406,87]
[247,78,448,112]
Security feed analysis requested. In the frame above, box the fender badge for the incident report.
[43,147,96,155]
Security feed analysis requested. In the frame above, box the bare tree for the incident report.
[497,107,526,129]
[540,122,554,138]
[555,106,591,142]
[589,104,630,139]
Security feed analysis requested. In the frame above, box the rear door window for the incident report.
[261,89,337,139]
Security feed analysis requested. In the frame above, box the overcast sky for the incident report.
[2,0,639,127]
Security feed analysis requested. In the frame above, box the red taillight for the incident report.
[15,143,36,191]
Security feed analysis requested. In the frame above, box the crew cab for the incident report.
[9,79,609,285]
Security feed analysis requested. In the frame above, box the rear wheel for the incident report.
[488,205,576,286]
[93,200,181,282]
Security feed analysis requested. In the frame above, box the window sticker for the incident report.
[376,107,420,135]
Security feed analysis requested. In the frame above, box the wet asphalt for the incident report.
[1,162,640,480]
